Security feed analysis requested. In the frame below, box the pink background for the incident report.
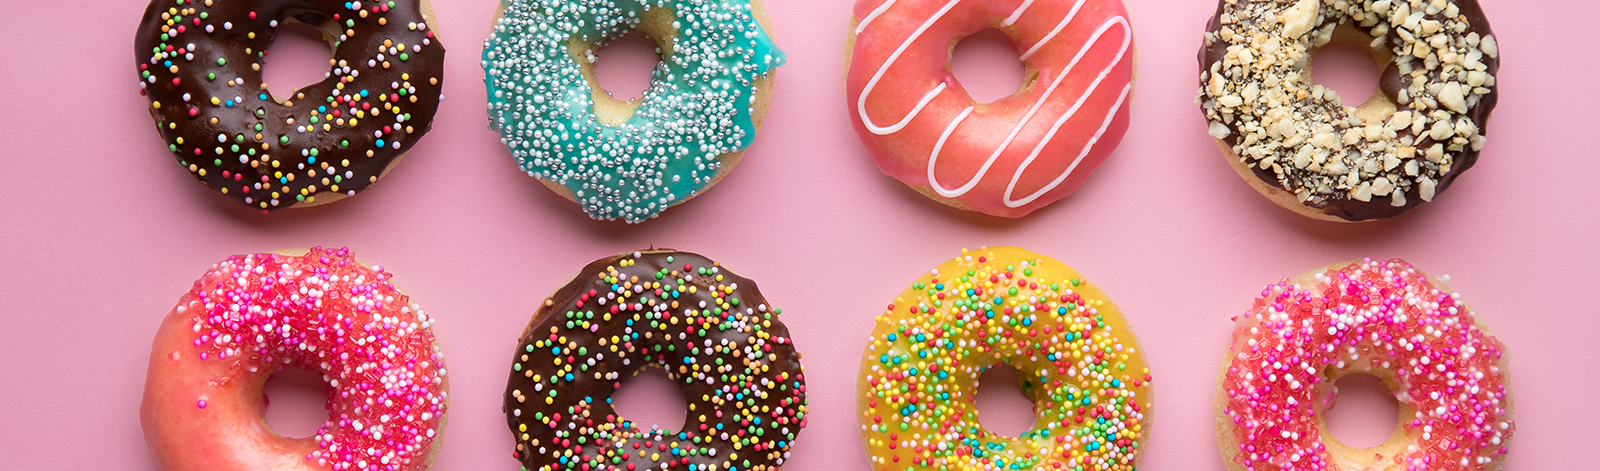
[2,0,1596,468]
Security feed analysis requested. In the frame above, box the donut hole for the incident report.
[975,365,1037,437]
[612,367,687,435]
[1309,29,1383,111]
[950,28,1029,104]
[1323,373,1401,449]
[572,7,677,126]
[262,367,333,439]
[261,20,337,103]
[591,30,663,103]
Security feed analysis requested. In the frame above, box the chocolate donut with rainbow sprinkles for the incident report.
[135,0,447,212]
[1198,0,1499,221]
[504,250,808,471]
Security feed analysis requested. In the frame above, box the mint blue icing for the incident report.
[482,0,785,223]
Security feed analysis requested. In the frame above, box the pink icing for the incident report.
[1222,259,1512,471]
[150,247,447,470]
[847,0,1134,217]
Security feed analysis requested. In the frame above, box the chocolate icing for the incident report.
[135,0,445,211]
[505,250,807,471]
[1200,0,1498,221]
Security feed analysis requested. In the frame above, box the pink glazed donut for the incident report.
[1218,258,1514,471]
[846,0,1135,218]
[141,247,448,471]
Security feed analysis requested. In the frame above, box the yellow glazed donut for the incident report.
[857,247,1153,471]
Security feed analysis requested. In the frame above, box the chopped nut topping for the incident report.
[1199,0,1496,211]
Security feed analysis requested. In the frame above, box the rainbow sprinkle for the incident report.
[506,251,807,471]
[135,0,446,212]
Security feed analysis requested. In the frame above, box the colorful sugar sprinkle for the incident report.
[173,247,447,470]
[505,250,807,471]
[135,0,445,212]
[1221,258,1513,471]
[858,247,1152,471]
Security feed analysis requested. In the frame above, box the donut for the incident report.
[141,247,449,471]
[482,0,786,223]
[504,250,808,470]
[1217,258,1514,471]
[135,0,447,212]
[1198,0,1499,222]
[846,0,1135,218]
[857,247,1153,470]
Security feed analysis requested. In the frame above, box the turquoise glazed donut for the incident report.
[482,0,786,223]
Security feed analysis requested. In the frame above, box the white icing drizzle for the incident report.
[855,0,899,34]
[1002,0,1035,26]
[929,15,1130,206]
[856,0,961,135]
[1005,81,1130,207]
[1018,0,1087,61]
[855,0,1131,208]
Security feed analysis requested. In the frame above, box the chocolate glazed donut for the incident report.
[1198,0,1499,221]
[135,0,445,212]
[505,250,809,471]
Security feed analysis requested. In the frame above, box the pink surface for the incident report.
[0,0,1596,469]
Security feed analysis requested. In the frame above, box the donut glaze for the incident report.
[141,248,448,471]
[858,247,1153,470]
[1218,259,1513,471]
[1198,0,1499,221]
[135,0,446,212]
[483,0,785,223]
[848,0,1134,218]
[505,250,808,471]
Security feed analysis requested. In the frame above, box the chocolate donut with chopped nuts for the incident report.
[1198,0,1498,222]
[504,250,808,471]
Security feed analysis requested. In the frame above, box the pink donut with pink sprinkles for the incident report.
[141,247,448,471]
[1218,258,1514,471]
